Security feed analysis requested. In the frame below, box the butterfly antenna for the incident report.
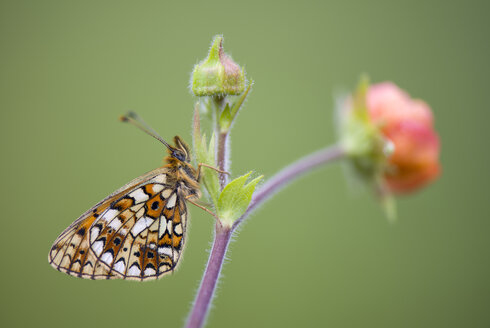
[120,111,172,149]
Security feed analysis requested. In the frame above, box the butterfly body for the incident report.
[49,136,200,281]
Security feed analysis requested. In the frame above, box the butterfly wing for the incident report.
[49,167,188,281]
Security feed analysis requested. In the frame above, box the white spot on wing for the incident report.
[151,174,167,184]
[129,188,149,203]
[114,260,125,273]
[128,265,141,276]
[158,246,173,258]
[90,227,100,243]
[131,217,154,236]
[166,194,177,208]
[167,220,173,235]
[108,218,122,230]
[101,209,118,222]
[151,184,164,193]
[144,267,156,276]
[174,223,183,235]
[159,217,167,238]
[161,189,172,199]
[101,252,114,264]
[92,241,104,256]
[131,219,146,236]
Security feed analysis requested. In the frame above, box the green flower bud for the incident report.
[191,35,246,97]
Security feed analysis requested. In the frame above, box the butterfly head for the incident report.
[168,136,191,163]
[167,136,200,189]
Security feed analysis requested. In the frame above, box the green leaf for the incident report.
[218,103,232,131]
[229,81,252,118]
[218,82,253,132]
[217,172,263,227]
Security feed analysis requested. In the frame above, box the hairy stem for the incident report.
[217,131,229,189]
[186,143,344,328]
[186,95,232,328]
[185,224,232,328]
[212,96,229,189]
[233,144,344,228]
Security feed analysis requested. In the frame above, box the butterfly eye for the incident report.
[173,150,186,162]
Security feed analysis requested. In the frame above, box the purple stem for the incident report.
[186,224,231,328]
[186,144,344,328]
[233,144,344,228]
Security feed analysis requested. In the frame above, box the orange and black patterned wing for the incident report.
[48,167,189,280]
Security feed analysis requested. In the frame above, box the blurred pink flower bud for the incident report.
[366,82,440,194]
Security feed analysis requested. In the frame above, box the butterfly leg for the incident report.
[185,195,220,221]
[196,163,230,181]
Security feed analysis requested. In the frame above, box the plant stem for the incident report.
[186,143,344,328]
[187,103,232,328]
[212,96,229,189]
[217,131,229,189]
[233,144,344,228]
[186,224,231,328]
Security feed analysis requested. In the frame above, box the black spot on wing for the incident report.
[145,263,156,271]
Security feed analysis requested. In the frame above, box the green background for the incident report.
[1,0,488,327]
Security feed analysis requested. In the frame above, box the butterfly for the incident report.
[49,113,217,281]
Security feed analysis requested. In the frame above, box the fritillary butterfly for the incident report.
[49,114,205,281]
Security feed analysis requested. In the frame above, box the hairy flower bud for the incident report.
[191,35,246,97]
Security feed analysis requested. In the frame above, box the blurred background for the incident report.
[1,0,489,327]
